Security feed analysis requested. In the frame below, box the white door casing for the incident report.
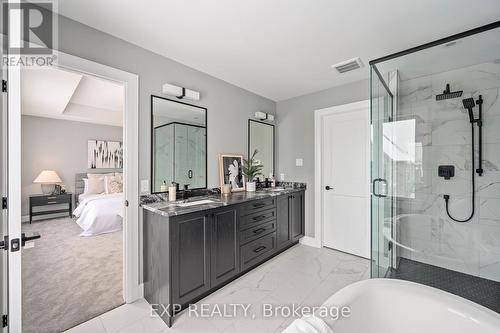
[315,100,370,258]
[54,51,141,303]
[6,47,140,331]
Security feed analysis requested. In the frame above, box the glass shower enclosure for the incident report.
[370,21,500,313]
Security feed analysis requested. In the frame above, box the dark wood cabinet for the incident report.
[29,193,72,223]
[276,190,305,248]
[144,189,305,327]
[211,208,239,287]
[276,194,291,249]
[291,191,305,240]
[171,212,211,306]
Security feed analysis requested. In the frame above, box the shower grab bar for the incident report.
[372,178,388,198]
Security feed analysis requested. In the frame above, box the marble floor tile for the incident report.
[64,317,106,333]
[67,244,370,333]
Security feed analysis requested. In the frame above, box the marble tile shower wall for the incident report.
[395,61,500,282]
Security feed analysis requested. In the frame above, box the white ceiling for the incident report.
[21,67,124,126]
[58,0,500,101]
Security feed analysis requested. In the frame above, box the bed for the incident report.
[73,173,123,236]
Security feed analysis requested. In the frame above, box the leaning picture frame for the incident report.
[218,153,246,192]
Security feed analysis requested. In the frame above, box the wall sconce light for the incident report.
[162,83,201,101]
[254,111,274,122]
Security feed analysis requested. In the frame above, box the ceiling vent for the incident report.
[331,57,364,74]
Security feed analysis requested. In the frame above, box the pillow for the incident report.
[114,172,123,182]
[87,172,114,178]
[107,179,123,194]
[104,175,117,194]
[83,178,89,194]
[87,174,107,194]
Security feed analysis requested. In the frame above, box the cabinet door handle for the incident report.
[253,227,266,234]
[188,170,193,179]
[253,245,266,253]
[47,201,57,204]
[47,196,57,199]
[252,215,268,222]
[253,203,266,208]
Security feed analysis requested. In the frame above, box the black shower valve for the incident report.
[438,165,455,180]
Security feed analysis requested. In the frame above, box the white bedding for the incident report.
[73,193,123,236]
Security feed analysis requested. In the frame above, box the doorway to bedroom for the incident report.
[20,65,126,332]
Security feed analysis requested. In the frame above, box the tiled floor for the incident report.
[389,258,500,313]
[65,244,370,333]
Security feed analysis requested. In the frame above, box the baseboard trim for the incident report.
[300,236,321,248]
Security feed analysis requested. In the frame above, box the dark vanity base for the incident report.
[176,239,299,316]
[143,189,305,327]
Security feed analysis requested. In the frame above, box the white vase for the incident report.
[246,182,256,192]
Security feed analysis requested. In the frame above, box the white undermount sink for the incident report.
[176,199,218,207]
[262,187,286,192]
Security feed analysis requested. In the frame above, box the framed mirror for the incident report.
[248,119,275,179]
[151,95,207,193]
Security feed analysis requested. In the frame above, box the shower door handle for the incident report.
[372,178,388,198]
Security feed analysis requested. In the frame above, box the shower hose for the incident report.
[444,122,475,223]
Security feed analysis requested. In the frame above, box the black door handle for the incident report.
[188,170,193,179]
[325,186,333,190]
[21,232,41,247]
[372,178,388,198]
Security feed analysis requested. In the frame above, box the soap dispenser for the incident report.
[160,180,167,192]
[168,182,178,201]
[269,173,276,188]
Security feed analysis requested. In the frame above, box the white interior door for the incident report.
[5,3,23,330]
[321,101,370,258]
[1,35,9,333]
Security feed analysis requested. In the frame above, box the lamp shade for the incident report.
[33,170,62,184]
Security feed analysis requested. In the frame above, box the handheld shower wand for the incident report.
[443,95,483,223]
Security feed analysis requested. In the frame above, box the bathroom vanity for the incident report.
[141,187,305,326]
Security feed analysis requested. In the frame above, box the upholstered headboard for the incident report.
[74,173,88,206]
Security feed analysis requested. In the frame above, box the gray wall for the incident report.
[56,13,276,191]
[21,115,123,215]
[276,80,369,237]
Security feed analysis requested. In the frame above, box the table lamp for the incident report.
[33,170,62,194]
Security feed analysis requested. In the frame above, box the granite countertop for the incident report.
[141,184,305,217]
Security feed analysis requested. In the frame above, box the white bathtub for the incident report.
[286,279,500,333]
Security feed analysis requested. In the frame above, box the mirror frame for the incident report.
[248,119,275,179]
[150,95,208,194]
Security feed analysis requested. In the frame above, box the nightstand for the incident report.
[29,193,73,224]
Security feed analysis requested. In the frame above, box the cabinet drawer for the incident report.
[239,208,276,230]
[240,220,276,245]
[30,195,71,206]
[240,232,276,271]
[239,198,276,217]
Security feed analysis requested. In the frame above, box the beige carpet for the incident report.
[22,217,123,333]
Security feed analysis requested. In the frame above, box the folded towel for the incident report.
[282,315,333,333]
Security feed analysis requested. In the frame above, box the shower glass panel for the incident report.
[370,65,395,278]
[370,23,500,313]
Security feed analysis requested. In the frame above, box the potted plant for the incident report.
[242,149,263,192]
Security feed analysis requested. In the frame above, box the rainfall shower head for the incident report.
[462,97,475,123]
[436,84,463,101]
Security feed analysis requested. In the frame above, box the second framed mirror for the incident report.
[248,119,275,179]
